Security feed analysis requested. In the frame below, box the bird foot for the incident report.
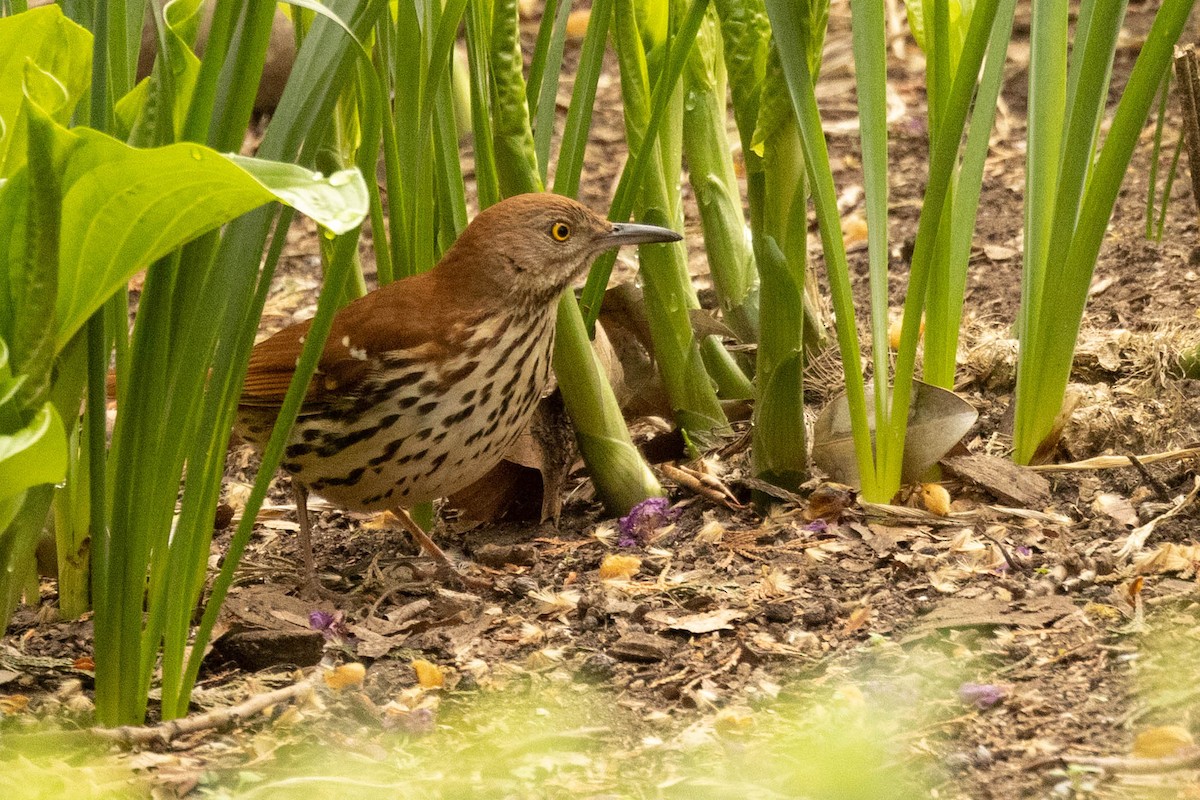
[295,575,341,602]
[435,562,491,594]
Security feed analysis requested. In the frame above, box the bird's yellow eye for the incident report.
[550,221,572,242]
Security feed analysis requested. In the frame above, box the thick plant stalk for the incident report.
[50,337,90,618]
[752,233,807,493]
[614,0,728,438]
[714,0,827,355]
[682,4,759,344]
[478,0,661,509]
[489,0,540,196]
[749,40,814,494]
[554,296,663,512]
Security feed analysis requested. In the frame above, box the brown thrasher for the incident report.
[235,193,681,592]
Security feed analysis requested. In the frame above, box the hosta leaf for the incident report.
[713,0,771,154]
[0,4,90,178]
[114,0,204,144]
[0,104,368,353]
[0,402,67,504]
[812,381,978,487]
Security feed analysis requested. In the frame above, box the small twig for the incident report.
[1128,453,1172,503]
[661,463,744,509]
[1029,447,1200,473]
[1066,746,1200,774]
[92,678,315,745]
[1175,46,1200,223]
[979,530,1021,573]
[737,475,805,506]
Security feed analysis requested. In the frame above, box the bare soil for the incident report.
[5,4,1200,799]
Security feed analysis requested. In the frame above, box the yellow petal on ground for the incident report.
[1133,725,1195,758]
[412,658,445,689]
[889,316,904,350]
[323,662,366,690]
[714,706,754,734]
[567,8,591,39]
[599,554,642,581]
[0,695,30,714]
[841,212,868,246]
[888,313,926,349]
[922,483,952,516]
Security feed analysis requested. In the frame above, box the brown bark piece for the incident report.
[901,595,1078,644]
[609,632,674,663]
[942,453,1052,508]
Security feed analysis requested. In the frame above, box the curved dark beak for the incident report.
[605,221,682,248]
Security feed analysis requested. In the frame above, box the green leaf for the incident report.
[713,0,771,163]
[0,339,24,433]
[0,108,368,353]
[114,0,204,144]
[0,402,67,503]
[225,155,369,234]
[0,4,91,177]
[9,65,63,415]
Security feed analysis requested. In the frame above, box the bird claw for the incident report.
[296,575,341,602]
[436,563,491,593]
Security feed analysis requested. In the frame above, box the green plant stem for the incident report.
[612,0,727,439]
[682,4,759,344]
[1015,0,1193,463]
[471,0,661,509]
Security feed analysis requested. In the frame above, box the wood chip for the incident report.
[643,609,745,634]
[475,543,538,568]
[942,453,1052,507]
[901,594,1078,643]
[609,632,674,663]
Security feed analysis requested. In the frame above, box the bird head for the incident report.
[446,193,682,307]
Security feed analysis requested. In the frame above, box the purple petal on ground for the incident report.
[399,707,436,735]
[959,682,1007,709]
[618,497,678,547]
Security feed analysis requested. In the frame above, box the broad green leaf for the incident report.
[8,65,63,416]
[905,0,968,52]
[713,0,770,163]
[114,0,204,144]
[0,402,67,503]
[0,4,91,177]
[0,494,20,540]
[0,170,24,357]
[0,110,368,352]
[225,155,369,234]
[0,340,24,433]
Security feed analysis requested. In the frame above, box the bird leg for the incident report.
[390,507,488,592]
[291,481,329,599]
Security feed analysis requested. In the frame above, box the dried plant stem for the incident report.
[1174,46,1200,223]
[93,678,315,745]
